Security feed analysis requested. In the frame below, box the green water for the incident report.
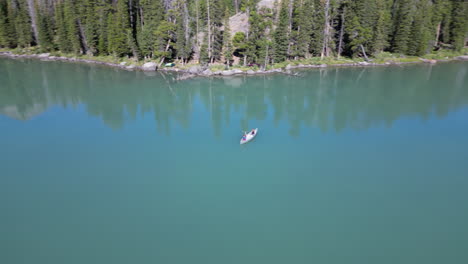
[1,58,468,264]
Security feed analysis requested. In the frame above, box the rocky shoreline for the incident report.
[1,51,467,80]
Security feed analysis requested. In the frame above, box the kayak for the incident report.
[240,128,258,144]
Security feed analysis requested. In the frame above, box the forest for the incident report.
[0,0,467,67]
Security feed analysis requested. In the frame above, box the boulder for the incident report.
[38,53,50,58]
[201,69,213,76]
[142,62,157,71]
[285,64,292,70]
[232,69,243,74]
[420,58,437,64]
[188,65,203,74]
[120,62,127,66]
[126,65,136,70]
[246,70,256,75]
[456,55,468,61]
[221,70,235,76]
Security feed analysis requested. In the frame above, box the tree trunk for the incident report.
[360,45,369,61]
[287,0,294,59]
[321,0,331,59]
[337,8,345,58]
[77,19,89,54]
[234,0,239,13]
[207,0,212,63]
[434,22,441,47]
[139,7,144,28]
[129,0,134,28]
[158,39,172,67]
[183,1,189,45]
[195,0,199,62]
[263,44,269,70]
[26,0,39,44]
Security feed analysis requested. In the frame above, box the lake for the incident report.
[1,58,468,264]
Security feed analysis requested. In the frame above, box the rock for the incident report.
[120,62,127,66]
[142,62,157,71]
[420,58,437,64]
[285,64,292,70]
[213,71,222,75]
[456,55,468,61]
[257,0,276,9]
[188,65,203,74]
[246,70,256,75]
[201,69,213,76]
[358,61,370,66]
[319,64,328,67]
[38,53,50,58]
[221,69,243,76]
[126,65,136,70]
[221,70,235,76]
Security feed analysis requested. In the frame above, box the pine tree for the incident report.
[64,0,82,54]
[15,0,33,48]
[84,0,98,55]
[138,0,164,58]
[55,2,71,52]
[222,9,233,64]
[0,0,17,48]
[371,0,391,54]
[96,0,111,55]
[407,0,432,56]
[273,0,290,62]
[108,0,132,57]
[392,0,414,54]
[291,0,313,59]
[36,5,54,51]
[450,0,468,51]
[310,0,324,56]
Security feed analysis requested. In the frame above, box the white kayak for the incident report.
[240,128,258,144]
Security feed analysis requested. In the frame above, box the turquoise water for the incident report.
[1,58,468,264]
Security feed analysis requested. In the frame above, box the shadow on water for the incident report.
[0,58,467,136]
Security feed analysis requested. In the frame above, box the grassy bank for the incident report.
[1,47,467,73]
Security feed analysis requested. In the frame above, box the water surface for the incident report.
[1,58,468,264]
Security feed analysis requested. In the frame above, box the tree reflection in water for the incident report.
[1,59,467,137]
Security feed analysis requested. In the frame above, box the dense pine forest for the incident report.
[0,0,467,66]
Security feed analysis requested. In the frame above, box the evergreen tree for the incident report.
[407,0,432,56]
[64,0,82,54]
[222,9,233,64]
[96,0,111,55]
[310,0,324,55]
[138,0,164,58]
[84,0,98,55]
[55,2,71,52]
[450,0,468,51]
[0,0,17,48]
[36,6,54,51]
[392,0,414,54]
[15,0,33,47]
[371,0,391,54]
[273,0,290,62]
[291,0,313,59]
[1,0,467,63]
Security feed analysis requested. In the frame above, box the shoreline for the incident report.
[1,51,467,79]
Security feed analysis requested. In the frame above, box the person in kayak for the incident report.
[251,129,255,135]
